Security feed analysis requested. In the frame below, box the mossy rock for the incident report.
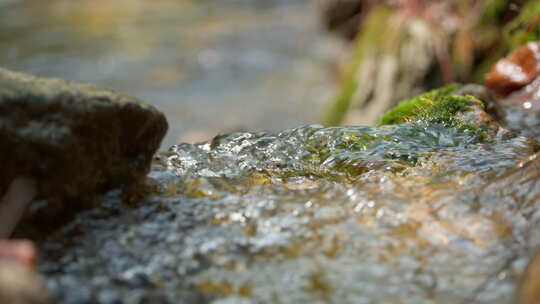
[378,83,487,126]
[378,84,463,125]
[378,84,493,140]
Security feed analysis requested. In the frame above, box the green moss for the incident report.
[379,85,490,143]
[423,95,475,123]
[378,84,462,125]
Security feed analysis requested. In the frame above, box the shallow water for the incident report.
[0,0,341,147]
[38,117,540,303]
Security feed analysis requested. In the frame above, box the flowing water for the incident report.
[0,0,341,148]
[36,104,540,303]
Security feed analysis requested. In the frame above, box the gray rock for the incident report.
[0,67,167,235]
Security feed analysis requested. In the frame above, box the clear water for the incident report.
[38,119,539,304]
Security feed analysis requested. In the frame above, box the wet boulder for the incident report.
[0,67,168,236]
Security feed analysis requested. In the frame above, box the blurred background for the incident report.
[0,0,538,148]
[0,0,343,148]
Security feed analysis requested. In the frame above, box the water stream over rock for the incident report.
[36,95,540,303]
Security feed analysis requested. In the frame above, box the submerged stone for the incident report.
[0,67,168,236]
[36,88,540,303]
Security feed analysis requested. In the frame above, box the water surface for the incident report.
[38,119,540,303]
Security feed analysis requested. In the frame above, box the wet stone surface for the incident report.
[37,104,540,303]
[0,67,168,239]
[498,73,540,142]
[501,105,540,141]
